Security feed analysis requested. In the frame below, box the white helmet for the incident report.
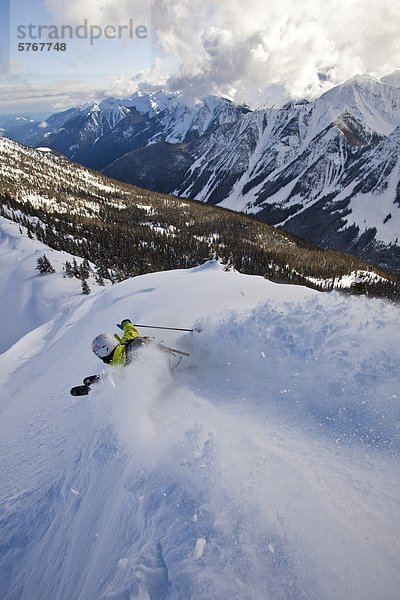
[91,333,118,359]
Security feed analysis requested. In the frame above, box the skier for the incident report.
[70,319,189,396]
[91,319,149,366]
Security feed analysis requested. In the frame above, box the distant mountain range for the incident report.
[2,73,400,270]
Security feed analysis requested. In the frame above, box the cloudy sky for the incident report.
[0,0,400,114]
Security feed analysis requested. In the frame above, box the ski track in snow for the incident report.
[0,219,399,600]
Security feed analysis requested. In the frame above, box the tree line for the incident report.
[1,185,399,301]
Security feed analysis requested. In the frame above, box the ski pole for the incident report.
[135,324,194,333]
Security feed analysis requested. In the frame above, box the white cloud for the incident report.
[0,78,104,114]
[5,0,400,109]
[153,0,400,103]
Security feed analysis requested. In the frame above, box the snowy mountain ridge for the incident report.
[312,74,400,137]
[0,218,399,599]
[2,74,400,269]
[3,90,249,170]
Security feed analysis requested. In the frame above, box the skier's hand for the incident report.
[117,318,132,330]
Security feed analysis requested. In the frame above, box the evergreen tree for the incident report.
[94,259,109,286]
[80,259,91,279]
[223,253,234,272]
[72,258,80,278]
[113,268,127,283]
[81,278,91,295]
[64,260,74,277]
[95,271,105,286]
[36,254,55,274]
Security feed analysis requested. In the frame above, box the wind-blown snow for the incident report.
[0,218,399,600]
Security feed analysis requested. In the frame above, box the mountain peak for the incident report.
[380,69,400,88]
[343,73,381,86]
[202,94,234,107]
[317,74,400,136]
[128,90,182,115]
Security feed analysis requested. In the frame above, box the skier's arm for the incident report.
[115,320,140,345]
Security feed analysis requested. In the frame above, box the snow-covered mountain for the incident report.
[2,75,400,269]
[3,91,249,171]
[1,219,399,599]
[165,75,400,269]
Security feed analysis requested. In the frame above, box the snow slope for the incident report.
[0,218,105,354]
[0,219,399,600]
